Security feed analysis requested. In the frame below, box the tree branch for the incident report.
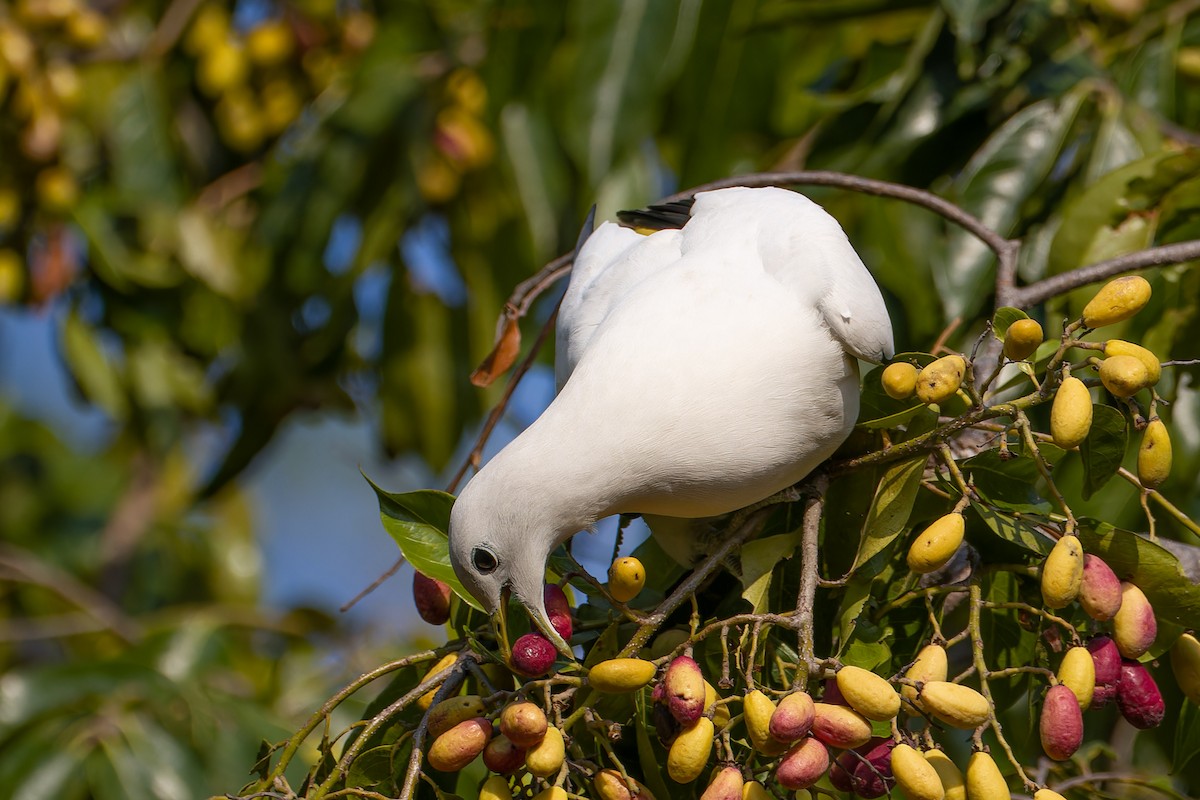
[1012,240,1200,308]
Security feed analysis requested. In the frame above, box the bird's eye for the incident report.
[472,547,498,574]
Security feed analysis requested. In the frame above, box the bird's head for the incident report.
[449,492,573,657]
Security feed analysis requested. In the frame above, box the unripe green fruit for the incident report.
[1138,419,1172,489]
[907,512,965,574]
[1003,318,1043,361]
[836,665,901,721]
[892,744,945,800]
[666,717,713,783]
[608,556,646,602]
[1040,534,1084,610]
[882,362,919,400]
[589,658,657,693]
[1050,377,1092,449]
[916,355,967,405]
[1082,275,1151,328]
[1099,355,1150,398]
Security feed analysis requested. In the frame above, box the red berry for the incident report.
[413,572,452,625]
[511,633,556,677]
[1117,659,1165,729]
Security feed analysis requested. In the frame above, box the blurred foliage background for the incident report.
[2,0,1200,797]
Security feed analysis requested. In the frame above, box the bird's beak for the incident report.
[529,604,574,660]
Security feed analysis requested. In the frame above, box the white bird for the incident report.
[449,186,895,653]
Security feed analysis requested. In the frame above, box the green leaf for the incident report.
[1078,522,1200,629]
[970,499,1054,556]
[362,474,482,611]
[61,312,128,421]
[1174,701,1200,773]
[991,307,1029,341]
[635,693,672,800]
[1079,405,1128,500]
[740,532,800,613]
[851,454,927,572]
[346,746,395,791]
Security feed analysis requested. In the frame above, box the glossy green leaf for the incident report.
[1174,701,1200,774]
[1079,405,1128,500]
[635,694,672,800]
[970,499,1054,556]
[991,307,1029,341]
[363,476,482,611]
[851,454,927,572]
[345,746,395,791]
[740,531,800,613]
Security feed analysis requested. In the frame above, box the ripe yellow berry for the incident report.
[743,690,786,755]
[1040,534,1084,610]
[525,725,565,778]
[1003,318,1043,361]
[891,743,945,800]
[965,751,1010,800]
[902,643,949,707]
[588,658,657,693]
[1081,275,1152,328]
[608,556,646,603]
[916,355,967,405]
[1170,632,1200,704]
[0,249,24,303]
[1050,376,1092,449]
[1104,340,1161,385]
[907,512,965,574]
[246,19,294,66]
[480,775,513,800]
[417,653,457,710]
[925,749,966,800]
[666,717,713,783]
[881,362,919,400]
[1099,354,1150,398]
[1057,646,1096,710]
[919,682,991,729]
[35,167,78,214]
[1138,418,1172,489]
[836,665,900,721]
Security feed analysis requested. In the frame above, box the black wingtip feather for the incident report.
[616,197,695,231]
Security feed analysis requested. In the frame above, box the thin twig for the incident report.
[793,475,828,683]
[1013,240,1200,308]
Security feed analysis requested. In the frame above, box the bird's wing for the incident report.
[683,187,895,363]
[555,221,683,390]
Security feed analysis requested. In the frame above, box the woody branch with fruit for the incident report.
[228,172,1200,800]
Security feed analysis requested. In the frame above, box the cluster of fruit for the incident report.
[183,4,370,153]
[0,0,104,301]
[417,69,495,204]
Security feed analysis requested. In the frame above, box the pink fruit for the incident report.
[664,656,706,725]
[652,700,680,745]
[413,572,452,625]
[699,765,744,800]
[1112,582,1157,658]
[544,585,573,640]
[482,734,525,774]
[823,677,848,705]
[1040,684,1083,761]
[1088,635,1121,707]
[776,737,830,790]
[1117,659,1165,729]
[847,737,896,799]
[769,691,816,742]
[511,633,557,677]
[1079,555,1122,621]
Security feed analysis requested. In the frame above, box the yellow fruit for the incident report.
[499,701,547,749]
[525,725,564,778]
[428,695,487,738]
[608,557,646,603]
[704,681,730,728]
[743,690,785,755]
[1057,647,1096,711]
[185,5,230,55]
[919,682,991,729]
[1099,354,1150,398]
[965,751,1010,800]
[1033,790,1067,800]
[700,765,743,800]
[35,167,78,214]
[261,79,303,135]
[1138,419,1172,489]
[882,362,919,400]
[1081,275,1151,328]
[66,8,106,48]
[418,653,458,710]
[891,744,945,800]
[836,665,901,721]
[446,68,488,115]
[1112,581,1157,659]
[45,61,81,109]
[426,717,490,772]
[216,89,265,152]
[480,775,513,800]
[198,39,249,96]
[741,781,771,800]
[925,749,966,800]
[1050,376,1092,449]
[666,717,714,783]
[1003,319,1043,361]
[1040,534,1084,610]
[1170,632,1200,704]
[916,355,967,405]
[532,789,568,800]
[588,658,657,693]
[1104,340,1161,386]
[0,249,24,303]
[907,512,965,574]
[902,644,949,706]
[246,19,294,66]
[593,769,657,800]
